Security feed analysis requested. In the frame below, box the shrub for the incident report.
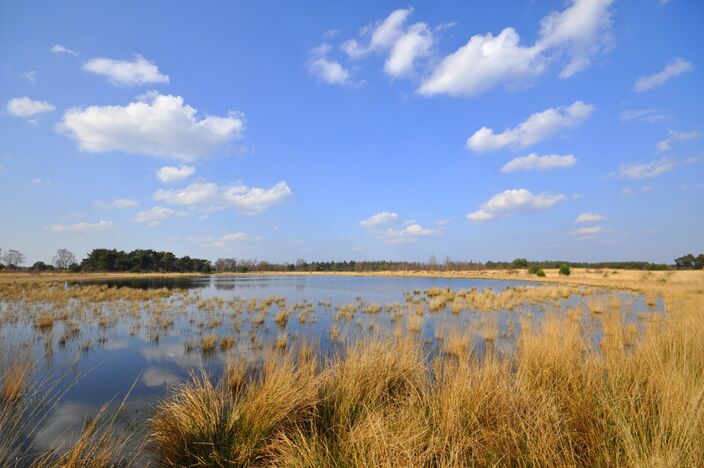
[559,264,571,276]
[528,265,541,275]
[536,269,546,277]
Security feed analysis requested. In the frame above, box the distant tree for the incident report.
[32,261,49,271]
[512,258,529,268]
[559,264,571,276]
[2,249,25,268]
[53,248,77,269]
[696,254,704,270]
[428,255,438,270]
[675,254,697,269]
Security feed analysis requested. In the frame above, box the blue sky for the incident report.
[1,0,702,265]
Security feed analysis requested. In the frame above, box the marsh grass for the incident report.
[148,288,704,466]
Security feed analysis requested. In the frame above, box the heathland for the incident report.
[0,268,702,466]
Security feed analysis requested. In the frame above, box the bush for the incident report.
[528,265,541,275]
[559,264,571,276]
[536,269,546,277]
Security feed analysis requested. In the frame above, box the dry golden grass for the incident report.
[145,269,704,466]
[1,269,702,465]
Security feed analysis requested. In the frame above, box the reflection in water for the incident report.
[1,274,662,462]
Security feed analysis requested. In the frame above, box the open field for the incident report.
[0,270,702,466]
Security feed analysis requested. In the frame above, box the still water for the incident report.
[0,274,658,455]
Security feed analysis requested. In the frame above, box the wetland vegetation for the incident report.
[0,269,702,466]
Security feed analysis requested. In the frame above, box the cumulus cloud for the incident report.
[142,368,180,388]
[614,158,676,180]
[154,180,292,215]
[360,211,399,228]
[360,211,443,244]
[467,101,594,152]
[537,0,614,78]
[83,55,169,87]
[133,206,188,227]
[94,198,140,209]
[6,97,55,117]
[634,58,693,92]
[46,221,113,233]
[59,93,244,161]
[51,44,78,56]
[156,165,196,183]
[467,188,567,222]
[500,153,576,173]
[308,44,352,85]
[418,28,544,96]
[574,212,605,223]
[340,7,435,79]
[384,22,434,78]
[655,129,700,153]
[417,0,613,96]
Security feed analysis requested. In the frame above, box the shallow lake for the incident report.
[0,274,660,457]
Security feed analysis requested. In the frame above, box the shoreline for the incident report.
[2,268,701,294]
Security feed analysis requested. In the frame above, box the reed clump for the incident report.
[149,292,704,467]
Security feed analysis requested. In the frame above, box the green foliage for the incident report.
[528,264,542,275]
[675,253,704,270]
[559,264,571,276]
[536,269,546,277]
[512,258,529,268]
[80,249,210,273]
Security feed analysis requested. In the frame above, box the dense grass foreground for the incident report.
[151,295,704,467]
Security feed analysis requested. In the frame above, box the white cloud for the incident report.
[154,180,292,215]
[537,0,614,78]
[360,211,398,228]
[467,188,567,222]
[83,55,169,87]
[574,212,605,223]
[156,165,196,183]
[417,0,614,96]
[343,7,414,59]
[360,211,442,244]
[500,153,576,173]
[94,198,140,209]
[222,181,293,215]
[59,93,244,161]
[656,129,700,153]
[467,101,594,152]
[308,44,351,85]
[571,226,604,236]
[634,58,693,92]
[6,97,55,117]
[620,108,670,123]
[211,232,261,247]
[383,223,438,244]
[133,206,188,227]
[47,221,113,233]
[340,8,434,79]
[384,23,434,78]
[614,158,676,180]
[51,44,78,56]
[418,28,544,97]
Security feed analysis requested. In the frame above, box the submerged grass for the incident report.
[146,280,704,466]
[1,269,703,466]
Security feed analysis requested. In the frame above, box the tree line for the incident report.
[1,247,702,273]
